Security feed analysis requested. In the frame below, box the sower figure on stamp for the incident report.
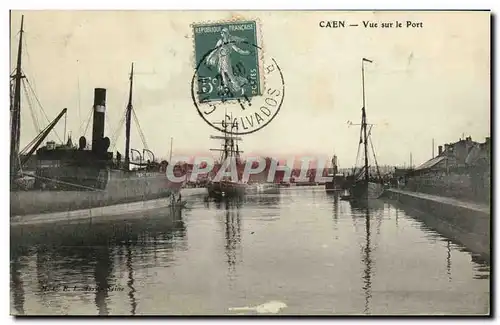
[205,28,251,95]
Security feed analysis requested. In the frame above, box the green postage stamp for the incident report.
[193,20,262,103]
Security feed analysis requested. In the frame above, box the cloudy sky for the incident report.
[10,10,490,168]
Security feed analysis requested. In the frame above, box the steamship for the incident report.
[10,16,182,224]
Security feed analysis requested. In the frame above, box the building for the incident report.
[406,136,490,203]
[411,136,490,175]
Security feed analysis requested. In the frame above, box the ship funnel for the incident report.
[92,88,106,152]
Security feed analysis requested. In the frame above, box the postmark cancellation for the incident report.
[191,18,285,135]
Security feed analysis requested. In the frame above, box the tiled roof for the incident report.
[415,155,446,171]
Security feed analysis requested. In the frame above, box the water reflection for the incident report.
[10,252,25,315]
[94,246,113,315]
[333,193,339,234]
[11,189,490,315]
[10,208,187,315]
[361,207,373,314]
[244,194,281,207]
[390,201,490,267]
[126,243,137,316]
[347,200,375,314]
[225,206,241,281]
[471,254,490,280]
[209,193,280,210]
[212,201,242,284]
[349,198,385,213]
[446,240,452,282]
[395,207,399,229]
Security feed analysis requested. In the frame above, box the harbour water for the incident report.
[10,187,490,315]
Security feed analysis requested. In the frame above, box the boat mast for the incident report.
[361,58,372,184]
[124,63,134,171]
[10,15,24,179]
[209,116,243,180]
[169,137,173,162]
[223,120,229,162]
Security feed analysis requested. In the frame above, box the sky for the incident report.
[10,10,490,168]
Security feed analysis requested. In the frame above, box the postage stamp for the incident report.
[193,20,261,102]
[191,19,285,135]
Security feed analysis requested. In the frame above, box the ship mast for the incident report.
[210,117,243,180]
[124,63,134,171]
[10,15,25,180]
[361,58,372,184]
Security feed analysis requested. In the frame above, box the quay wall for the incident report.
[405,170,490,204]
[383,189,490,262]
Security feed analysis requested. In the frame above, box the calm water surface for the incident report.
[10,187,490,315]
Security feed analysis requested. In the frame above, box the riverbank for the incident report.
[383,188,490,262]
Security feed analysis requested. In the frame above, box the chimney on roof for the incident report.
[438,145,443,155]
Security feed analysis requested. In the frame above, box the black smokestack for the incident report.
[92,88,106,152]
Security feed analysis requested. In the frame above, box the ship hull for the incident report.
[350,180,384,201]
[325,181,342,192]
[325,175,349,192]
[10,169,182,219]
[207,181,246,199]
[10,195,181,227]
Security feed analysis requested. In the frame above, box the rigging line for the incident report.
[19,130,40,155]
[22,79,40,133]
[105,114,113,137]
[111,110,127,151]
[368,136,382,181]
[78,107,93,136]
[132,109,149,150]
[110,89,132,150]
[10,79,15,107]
[366,125,379,173]
[77,75,81,133]
[353,141,362,176]
[19,121,52,155]
[22,32,40,103]
[24,77,62,142]
[82,107,93,139]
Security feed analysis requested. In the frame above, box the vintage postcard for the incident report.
[9,10,491,316]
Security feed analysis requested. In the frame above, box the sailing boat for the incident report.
[349,58,384,201]
[10,16,181,223]
[206,118,246,199]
